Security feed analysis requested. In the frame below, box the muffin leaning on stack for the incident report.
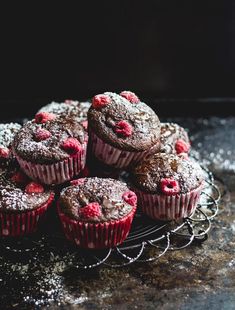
[88,91,161,169]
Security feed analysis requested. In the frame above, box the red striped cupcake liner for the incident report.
[0,193,54,237]
[57,203,137,249]
[135,183,204,221]
[14,140,87,185]
[89,130,159,169]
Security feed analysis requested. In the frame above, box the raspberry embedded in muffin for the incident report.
[120,91,140,104]
[92,94,111,109]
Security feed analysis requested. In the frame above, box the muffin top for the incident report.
[88,91,161,151]
[38,100,90,127]
[160,123,190,154]
[12,115,87,165]
[0,123,22,168]
[133,153,204,194]
[59,177,137,222]
[0,168,53,212]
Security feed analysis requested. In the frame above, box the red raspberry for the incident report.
[25,182,44,194]
[175,139,190,154]
[35,128,51,141]
[122,191,137,206]
[81,120,88,130]
[61,138,82,155]
[115,121,133,137]
[35,112,56,124]
[70,178,85,186]
[92,94,111,109]
[11,171,28,184]
[160,178,180,196]
[120,91,140,103]
[79,202,101,219]
[0,147,10,158]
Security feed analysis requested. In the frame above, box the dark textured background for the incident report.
[0,1,235,121]
[1,3,235,308]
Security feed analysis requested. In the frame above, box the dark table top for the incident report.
[0,116,235,310]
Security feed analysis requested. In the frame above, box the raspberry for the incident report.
[70,178,85,186]
[81,120,88,130]
[35,128,51,141]
[115,121,133,137]
[122,191,137,206]
[120,91,140,103]
[11,171,28,184]
[92,94,111,109]
[25,182,44,194]
[79,202,101,219]
[61,138,82,155]
[0,147,10,158]
[160,178,180,196]
[175,139,190,154]
[35,112,56,124]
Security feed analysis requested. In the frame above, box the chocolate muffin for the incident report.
[159,123,190,154]
[0,168,54,236]
[12,115,88,185]
[38,100,90,129]
[88,91,161,169]
[58,177,137,248]
[132,153,204,220]
[0,123,22,169]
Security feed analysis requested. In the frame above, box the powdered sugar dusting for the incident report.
[0,123,21,148]
[38,101,91,122]
[13,118,87,164]
[189,117,235,173]
[0,245,81,307]
[0,170,52,211]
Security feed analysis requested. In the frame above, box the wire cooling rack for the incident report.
[0,163,222,270]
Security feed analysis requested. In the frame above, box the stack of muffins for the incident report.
[0,92,204,249]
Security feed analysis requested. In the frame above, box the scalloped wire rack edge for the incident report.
[0,163,222,269]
